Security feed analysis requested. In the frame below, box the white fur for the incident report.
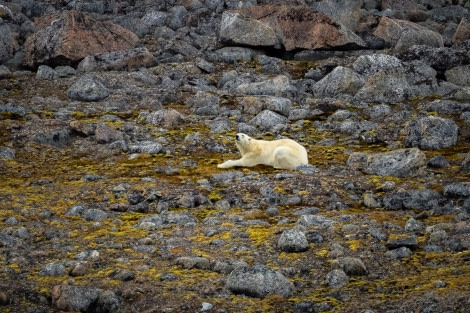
[218,133,308,170]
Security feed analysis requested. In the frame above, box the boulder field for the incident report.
[0,0,470,312]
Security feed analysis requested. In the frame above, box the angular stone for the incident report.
[24,10,138,68]
[373,16,443,52]
[222,5,366,52]
[361,148,426,177]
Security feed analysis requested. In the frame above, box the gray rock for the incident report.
[36,65,59,80]
[443,182,470,197]
[209,47,261,63]
[32,129,72,148]
[167,6,188,30]
[364,104,391,119]
[234,75,296,97]
[12,227,30,240]
[209,171,244,184]
[52,285,102,312]
[65,205,86,217]
[175,256,211,270]
[404,218,423,232]
[383,189,442,210]
[399,43,469,72]
[67,74,109,102]
[77,48,157,72]
[109,269,135,281]
[185,91,220,115]
[142,10,169,28]
[95,123,124,144]
[39,262,66,277]
[405,116,458,150]
[226,264,295,298]
[296,215,336,227]
[425,100,470,115]
[386,236,418,250]
[0,23,14,63]
[219,11,278,47]
[332,257,367,276]
[312,66,365,98]
[213,259,248,275]
[353,54,405,80]
[55,65,77,78]
[356,148,426,177]
[325,269,349,288]
[0,234,23,247]
[461,153,470,172]
[428,155,450,168]
[240,96,292,117]
[445,65,470,87]
[0,147,15,159]
[278,228,309,252]
[128,141,163,154]
[93,290,121,313]
[385,246,413,259]
[355,68,413,103]
[369,227,387,241]
[83,209,108,221]
[146,109,186,129]
[249,110,289,132]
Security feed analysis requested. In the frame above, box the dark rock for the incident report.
[0,147,15,159]
[383,189,442,210]
[428,155,450,168]
[332,257,367,276]
[109,269,136,281]
[443,182,470,198]
[93,290,121,313]
[386,236,418,250]
[33,129,72,147]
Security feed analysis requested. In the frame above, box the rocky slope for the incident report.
[0,0,470,312]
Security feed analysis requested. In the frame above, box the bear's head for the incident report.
[235,133,252,154]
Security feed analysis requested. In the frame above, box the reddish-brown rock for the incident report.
[24,10,138,68]
[452,17,470,44]
[221,5,366,51]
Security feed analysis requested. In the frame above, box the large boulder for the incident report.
[66,74,109,102]
[405,116,458,150]
[453,17,470,44]
[348,148,427,177]
[0,23,15,63]
[312,66,365,98]
[373,17,443,52]
[226,264,295,298]
[52,285,102,312]
[24,10,138,68]
[219,5,366,52]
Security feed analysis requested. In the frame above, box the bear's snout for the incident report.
[235,134,240,141]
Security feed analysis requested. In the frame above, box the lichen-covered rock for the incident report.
[332,257,367,276]
[445,65,470,87]
[66,74,109,102]
[52,285,102,312]
[278,228,309,252]
[24,10,138,68]
[146,109,186,129]
[354,148,427,177]
[312,66,365,98]
[325,269,349,288]
[353,54,405,80]
[226,264,295,298]
[373,16,443,52]
[382,189,442,210]
[405,116,458,150]
[240,96,292,117]
[220,5,366,51]
[248,110,289,132]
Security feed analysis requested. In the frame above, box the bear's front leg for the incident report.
[217,160,239,168]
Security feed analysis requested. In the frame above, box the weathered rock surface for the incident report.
[24,10,138,68]
[221,5,366,51]
[226,264,295,298]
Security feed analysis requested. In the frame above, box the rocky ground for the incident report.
[1,0,470,312]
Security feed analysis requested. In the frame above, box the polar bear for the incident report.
[218,133,308,170]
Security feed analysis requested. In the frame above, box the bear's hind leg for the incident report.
[273,147,301,170]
